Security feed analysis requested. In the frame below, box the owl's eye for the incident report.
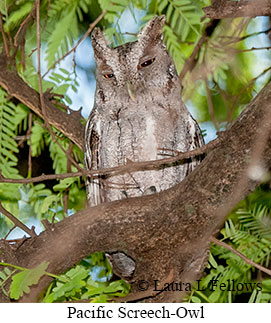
[138,57,156,69]
[104,73,114,79]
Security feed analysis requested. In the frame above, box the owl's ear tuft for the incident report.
[91,27,111,60]
[137,15,166,44]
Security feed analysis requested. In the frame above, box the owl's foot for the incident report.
[143,186,157,195]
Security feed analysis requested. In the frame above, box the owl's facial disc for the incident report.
[92,15,177,103]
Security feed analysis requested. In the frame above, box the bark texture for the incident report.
[204,0,271,19]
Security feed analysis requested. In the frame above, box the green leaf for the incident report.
[4,267,12,276]
[0,271,6,280]
[47,133,69,174]
[0,88,22,177]
[158,0,168,13]
[10,261,49,300]
[41,195,58,213]
[248,289,257,303]
[99,0,128,22]
[208,252,218,269]
[4,2,32,32]
[53,177,77,191]
[46,5,79,66]
[191,296,202,303]
[262,279,271,291]
[48,266,89,301]
[91,294,108,303]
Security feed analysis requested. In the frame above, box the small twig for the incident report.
[179,30,208,83]
[51,99,69,112]
[0,171,83,184]
[14,5,36,47]
[219,28,271,45]
[41,219,52,231]
[16,134,31,147]
[123,31,137,36]
[11,4,36,63]
[28,47,37,57]
[0,137,220,185]
[210,237,271,277]
[4,225,16,240]
[21,39,26,71]
[36,0,45,117]
[63,141,73,215]
[42,10,107,78]
[235,46,271,53]
[204,76,219,131]
[99,178,139,190]
[0,201,36,238]
[5,237,27,243]
[27,113,33,177]
[0,13,10,57]
[226,66,271,126]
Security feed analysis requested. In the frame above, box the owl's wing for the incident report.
[190,115,205,149]
[187,114,205,166]
[84,109,103,206]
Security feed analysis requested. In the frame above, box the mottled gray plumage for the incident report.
[85,16,204,204]
[84,16,204,279]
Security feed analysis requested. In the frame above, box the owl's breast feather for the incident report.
[142,116,157,160]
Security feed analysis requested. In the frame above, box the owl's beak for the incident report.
[127,83,135,102]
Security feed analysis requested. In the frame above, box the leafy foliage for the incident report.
[0,88,20,179]
[43,253,130,302]
[185,192,271,303]
[0,89,26,211]
[46,4,79,67]
[10,261,49,300]
[99,0,131,23]
[0,266,16,297]
[3,2,32,32]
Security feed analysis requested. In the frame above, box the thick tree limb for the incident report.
[0,53,84,150]
[1,81,271,303]
[204,0,271,19]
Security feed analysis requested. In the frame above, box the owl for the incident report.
[84,16,204,279]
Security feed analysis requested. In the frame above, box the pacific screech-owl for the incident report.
[84,16,204,279]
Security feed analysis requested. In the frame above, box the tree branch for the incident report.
[0,52,84,149]
[0,13,10,57]
[0,201,36,238]
[204,0,271,19]
[1,81,270,302]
